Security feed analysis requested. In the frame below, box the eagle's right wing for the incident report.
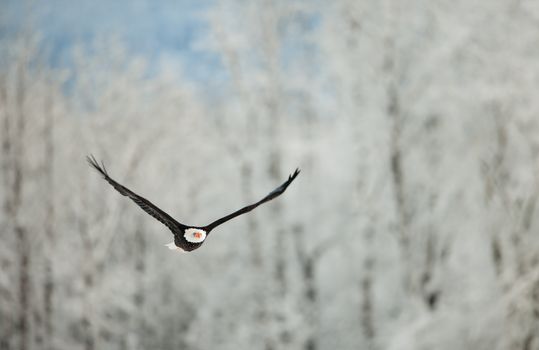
[87,155,187,233]
[203,168,300,232]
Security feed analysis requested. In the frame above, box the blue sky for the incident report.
[0,0,324,95]
[0,0,224,82]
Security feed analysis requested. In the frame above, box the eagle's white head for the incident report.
[184,228,207,243]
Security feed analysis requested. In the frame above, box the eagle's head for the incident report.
[184,228,207,243]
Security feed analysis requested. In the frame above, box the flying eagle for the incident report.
[87,155,299,252]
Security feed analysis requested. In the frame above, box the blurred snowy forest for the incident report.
[2,0,539,349]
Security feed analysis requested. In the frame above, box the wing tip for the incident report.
[289,168,300,181]
[86,154,108,178]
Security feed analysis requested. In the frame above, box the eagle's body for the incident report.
[168,228,207,252]
[87,156,299,252]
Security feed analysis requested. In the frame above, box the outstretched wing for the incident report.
[87,155,187,232]
[203,168,300,231]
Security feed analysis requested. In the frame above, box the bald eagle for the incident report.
[87,155,299,252]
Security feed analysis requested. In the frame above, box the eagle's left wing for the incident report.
[203,168,300,232]
[87,155,188,232]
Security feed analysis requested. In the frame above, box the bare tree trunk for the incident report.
[293,225,327,350]
[16,227,30,350]
[256,0,288,305]
[481,104,539,350]
[385,58,413,299]
[383,29,439,312]
[132,222,146,349]
[483,110,509,278]
[0,74,14,350]
[240,161,275,350]
[302,256,317,350]
[383,40,407,256]
[301,259,317,350]
[240,163,263,281]
[293,224,350,350]
[13,59,30,350]
[81,247,96,350]
[0,76,10,217]
[360,227,376,350]
[267,120,289,350]
[42,84,55,350]
[268,146,286,296]
[388,86,407,246]
[420,232,440,311]
[79,185,96,350]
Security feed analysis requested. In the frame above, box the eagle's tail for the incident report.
[165,242,177,250]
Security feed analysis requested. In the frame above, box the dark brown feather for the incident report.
[203,168,300,231]
[86,155,187,233]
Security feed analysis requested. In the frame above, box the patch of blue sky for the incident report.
[0,0,223,83]
[0,0,323,95]
[279,11,323,76]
